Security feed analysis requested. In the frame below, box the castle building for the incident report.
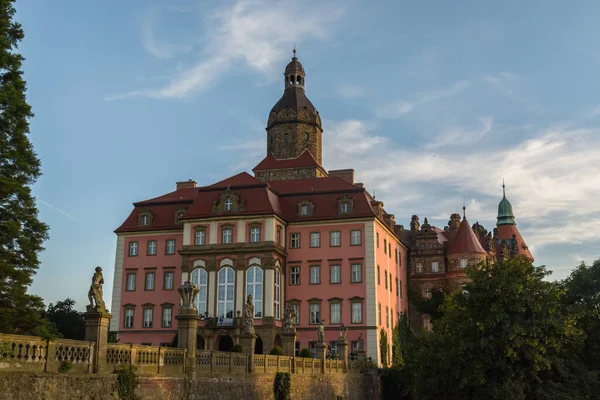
[110,52,408,366]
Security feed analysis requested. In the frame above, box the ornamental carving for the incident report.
[177,281,199,312]
[277,109,297,122]
[212,188,245,213]
[297,198,314,217]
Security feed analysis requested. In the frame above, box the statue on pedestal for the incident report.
[87,266,107,312]
[243,294,255,334]
[178,281,200,312]
[357,333,364,350]
[338,323,348,341]
[317,320,325,344]
[283,303,297,329]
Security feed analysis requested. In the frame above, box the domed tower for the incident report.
[266,49,323,164]
[495,182,534,262]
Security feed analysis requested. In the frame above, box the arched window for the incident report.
[246,266,263,318]
[224,197,232,211]
[191,268,208,315]
[274,268,281,320]
[217,267,235,319]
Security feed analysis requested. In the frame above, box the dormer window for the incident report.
[224,197,232,211]
[300,205,309,216]
[337,197,354,215]
[297,199,314,217]
[340,202,350,213]
[140,214,149,226]
[176,211,184,224]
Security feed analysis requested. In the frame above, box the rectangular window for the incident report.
[143,308,153,328]
[222,228,233,244]
[147,240,157,255]
[291,303,300,325]
[378,303,382,325]
[377,265,380,285]
[391,311,394,329]
[164,271,174,290]
[145,272,155,290]
[330,303,341,324]
[386,306,389,328]
[350,230,361,246]
[124,309,134,328]
[126,273,136,291]
[416,263,423,273]
[395,277,399,296]
[340,201,350,213]
[128,242,138,256]
[310,232,320,248]
[165,239,176,255]
[310,266,320,284]
[176,212,184,224]
[162,307,172,328]
[388,243,391,257]
[377,232,379,248]
[310,303,320,324]
[290,233,300,248]
[351,302,362,323]
[330,265,341,284]
[431,261,439,273]
[290,266,300,285]
[384,239,387,254]
[330,231,341,247]
[351,264,362,283]
[250,226,260,243]
[276,227,282,246]
[399,280,403,298]
[384,270,388,289]
[195,230,205,245]
[460,258,468,268]
[300,204,310,216]
[140,214,149,226]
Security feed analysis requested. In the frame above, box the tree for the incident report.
[44,298,85,340]
[406,257,597,400]
[0,0,49,335]
[379,328,389,367]
[391,311,413,367]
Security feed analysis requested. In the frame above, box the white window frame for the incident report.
[217,267,235,319]
[431,261,439,273]
[310,232,320,248]
[166,239,176,255]
[162,307,172,328]
[222,228,233,244]
[274,269,281,320]
[145,272,155,290]
[250,227,261,243]
[224,197,232,211]
[416,263,423,273]
[195,230,205,245]
[300,205,310,216]
[126,273,136,291]
[460,258,468,268]
[330,303,341,324]
[164,271,174,290]
[350,230,361,245]
[351,264,362,283]
[351,302,362,323]
[330,231,341,247]
[330,265,341,284]
[140,214,149,226]
[129,242,138,256]
[246,266,263,318]
[310,303,320,324]
[291,303,300,325]
[290,233,300,248]
[191,268,208,315]
[124,309,134,328]
[310,266,321,284]
[340,202,350,213]
[147,240,157,255]
[143,308,153,328]
[290,266,300,285]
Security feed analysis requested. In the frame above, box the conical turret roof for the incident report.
[448,217,487,255]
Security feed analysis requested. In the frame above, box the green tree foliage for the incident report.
[43,298,85,340]
[0,0,49,335]
[270,345,283,355]
[299,348,312,358]
[408,285,446,321]
[406,257,598,400]
[392,311,413,367]
[379,328,389,367]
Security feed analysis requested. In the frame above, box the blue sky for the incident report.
[16,0,600,310]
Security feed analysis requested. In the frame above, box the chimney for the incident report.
[354,182,364,189]
[176,179,197,190]
[328,169,354,184]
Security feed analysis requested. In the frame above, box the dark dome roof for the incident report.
[285,56,305,75]
[271,87,317,114]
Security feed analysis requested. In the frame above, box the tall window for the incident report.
[351,302,362,323]
[386,306,389,328]
[143,308,153,328]
[217,267,235,319]
[162,307,172,328]
[176,211,184,224]
[300,205,309,216]
[195,230,205,245]
[126,273,136,291]
[145,272,155,290]
[290,233,300,248]
[460,258,468,268]
[384,270,388,289]
[250,226,260,243]
[378,303,382,325]
[222,227,233,244]
[351,264,362,283]
[124,309,134,328]
[164,271,174,290]
[147,240,157,255]
[395,278,399,296]
[276,227,282,245]
[165,239,176,255]
[246,266,263,318]
[128,242,138,256]
[384,239,387,254]
[340,201,350,213]
[224,197,232,211]
[431,261,439,273]
[416,263,423,273]
[330,231,341,247]
[274,269,281,320]
[140,214,149,226]
[310,266,321,284]
[291,303,300,324]
[290,266,300,285]
[310,232,320,247]
[330,265,341,284]
[350,230,361,245]
[377,232,379,248]
[377,265,381,285]
[310,303,320,324]
[191,268,208,315]
[330,303,341,324]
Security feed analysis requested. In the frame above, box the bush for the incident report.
[58,360,72,373]
[114,365,138,400]
[274,372,291,400]
[299,348,313,358]
[231,344,243,352]
[270,345,283,355]
[379,367,411,400]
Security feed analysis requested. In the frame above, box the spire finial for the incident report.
[502,179,506,198]
[463,206,466,219]
[292,44,296,58]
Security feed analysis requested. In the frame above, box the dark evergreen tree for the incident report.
[0,0,50,335]
[43,299,85,340]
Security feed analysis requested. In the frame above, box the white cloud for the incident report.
[107,0,343,100]
[377,81,470,118]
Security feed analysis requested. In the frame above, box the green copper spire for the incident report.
[497,180,515,226]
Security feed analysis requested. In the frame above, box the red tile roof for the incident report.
[203,172,265,190]
[496,224,534,261]
[253,150,325,172]
[447,218,487,255]
[183,187,280,219]
[269,176,361,195]
[134,187,199,206]
[115,203,188,233]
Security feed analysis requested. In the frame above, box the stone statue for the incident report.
[357,333,364,350]
[243,294,255,334]
[317,320,325,344]
[87,266,107,312]
[283,303,297,329]
[177,281,200,312]
[338,323,348,341]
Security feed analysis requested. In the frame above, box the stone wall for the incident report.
[0,371,379,400]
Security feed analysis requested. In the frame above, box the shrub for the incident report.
[299,348,313,358]
[231,344,243,352]
[114,365,138,400]
[379,367,411,400]
[274,372,291,400]
[270,345,283,355]
[58,360,72,373]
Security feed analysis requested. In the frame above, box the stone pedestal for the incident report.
[281,328,297,357]
[176,309,200,376]
[356,349,366,362]
[316,343,327,373]
[240,333,257,373]
[84,307,112,373]
[337,338,348,367]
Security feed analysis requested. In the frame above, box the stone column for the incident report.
[281,328,297,357]
[240,333,257,373]
[176,309,200,376]
[316,343,327,373]
[84,308,112,373]
[337,337,348,369]
[356,349,366,362]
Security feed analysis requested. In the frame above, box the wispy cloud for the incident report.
[140,7,195,59]
[377,81,470,118]
[425,116,493,150]
[38,200,79,222]
[107,0,344,100]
